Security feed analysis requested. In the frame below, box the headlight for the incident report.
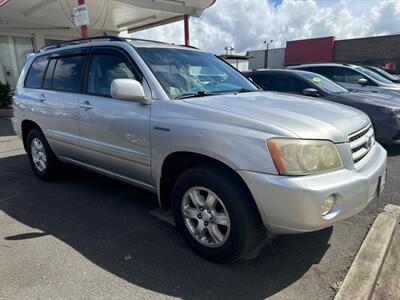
[267,138,343,175]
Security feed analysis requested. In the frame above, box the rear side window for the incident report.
[88,52,138,97]
[302,67,333,79]
[249,74,274,90]
[25,55,49,88]
[52,55,85,92]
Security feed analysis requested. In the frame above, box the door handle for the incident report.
[37,94,46,102]
[80,101,93,110]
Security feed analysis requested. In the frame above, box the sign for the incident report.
[73,4,90,27]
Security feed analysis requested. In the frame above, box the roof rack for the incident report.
[38,35,179,53]
[39,35,125,52]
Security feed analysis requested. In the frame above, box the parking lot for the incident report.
[0,117,399,300]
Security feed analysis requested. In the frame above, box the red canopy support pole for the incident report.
[78,0,89,37]
[184,15,190,46]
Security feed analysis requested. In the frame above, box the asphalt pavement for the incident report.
[0,117,399,300]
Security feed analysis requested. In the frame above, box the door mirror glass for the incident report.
[111,79,146,103]
[302,88,319,97]
[358,78,368,86]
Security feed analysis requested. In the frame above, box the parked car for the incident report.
[244,69,400,144]
[363,66,400,84]
[289,63,400,97]
[12,37,387,262]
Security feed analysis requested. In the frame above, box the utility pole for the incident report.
[263,40,273,69]
[184,15,190,46]
[78,0,88,37]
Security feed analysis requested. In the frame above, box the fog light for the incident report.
[321,195,335,216]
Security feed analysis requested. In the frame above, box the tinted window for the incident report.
[88,53,137,96]
[25,55,49,88]
[302,67,333,79]
[249,74,274,90]
[52,55,85,92]
[274,74,308,93]
[43,58,56,89]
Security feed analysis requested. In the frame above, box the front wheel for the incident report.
[171,165,263,262]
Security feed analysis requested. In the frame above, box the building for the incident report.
[0,0,215,88]
[248,47,285,70]
[219,54,249,71]
[248,34,400,74]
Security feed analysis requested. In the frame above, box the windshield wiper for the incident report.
[232,88,259,93]
[175,91,217,99]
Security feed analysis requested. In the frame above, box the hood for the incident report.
[342,91,400,109]
[183,91,370,143]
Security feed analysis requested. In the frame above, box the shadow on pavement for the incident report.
[0,154,332,299]
[384,144,400,157]
[0,118,15,137]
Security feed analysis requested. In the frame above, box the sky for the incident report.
[131,0,400,55]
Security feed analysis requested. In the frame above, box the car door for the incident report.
[78,46,152,186]
[23,50,85,159]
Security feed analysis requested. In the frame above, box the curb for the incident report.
[334,204,400,300]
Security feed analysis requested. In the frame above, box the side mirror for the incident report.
[358,78,368,86]
[111,79,147,103]
[302,88,319,97]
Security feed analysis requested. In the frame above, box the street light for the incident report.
[263,39,273,69]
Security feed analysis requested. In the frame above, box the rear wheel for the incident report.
[171,165,263,262]
[26,128,61,180]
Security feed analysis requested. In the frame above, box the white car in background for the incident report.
[289,63,400,97]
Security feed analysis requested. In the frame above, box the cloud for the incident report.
[130,0,400,54]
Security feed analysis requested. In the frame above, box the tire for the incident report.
[26,128,61,180]
[171,165,263,263]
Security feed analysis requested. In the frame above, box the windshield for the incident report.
[355,66,394,84]
[300,72,348,94]
[136,47,258,99]
[369,67,399,82]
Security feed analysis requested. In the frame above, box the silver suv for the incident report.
[12,37,387,262]
[289,63,400,96]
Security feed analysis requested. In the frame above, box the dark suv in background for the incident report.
[244,69,400,144]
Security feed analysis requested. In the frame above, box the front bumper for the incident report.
[239,143,387,234]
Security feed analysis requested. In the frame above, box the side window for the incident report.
[43,58,56,89]
[25,55,49,89]
[333,67,347,82]
[52,55,85,92]
[333,67,366,84]
[304,67,333,79]
[249,74,273,90]
[275,74,308,93]
[345,69,366,84]
[88,52,137,97]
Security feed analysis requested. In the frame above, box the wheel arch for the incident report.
[21,120,43,151]
[158,151,260,217]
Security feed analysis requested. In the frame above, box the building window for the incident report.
[0,36,34,88]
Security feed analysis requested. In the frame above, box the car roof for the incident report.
[288,63,359,69]
[244,68,319,77]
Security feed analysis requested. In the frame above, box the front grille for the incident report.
[349,124,375,169]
